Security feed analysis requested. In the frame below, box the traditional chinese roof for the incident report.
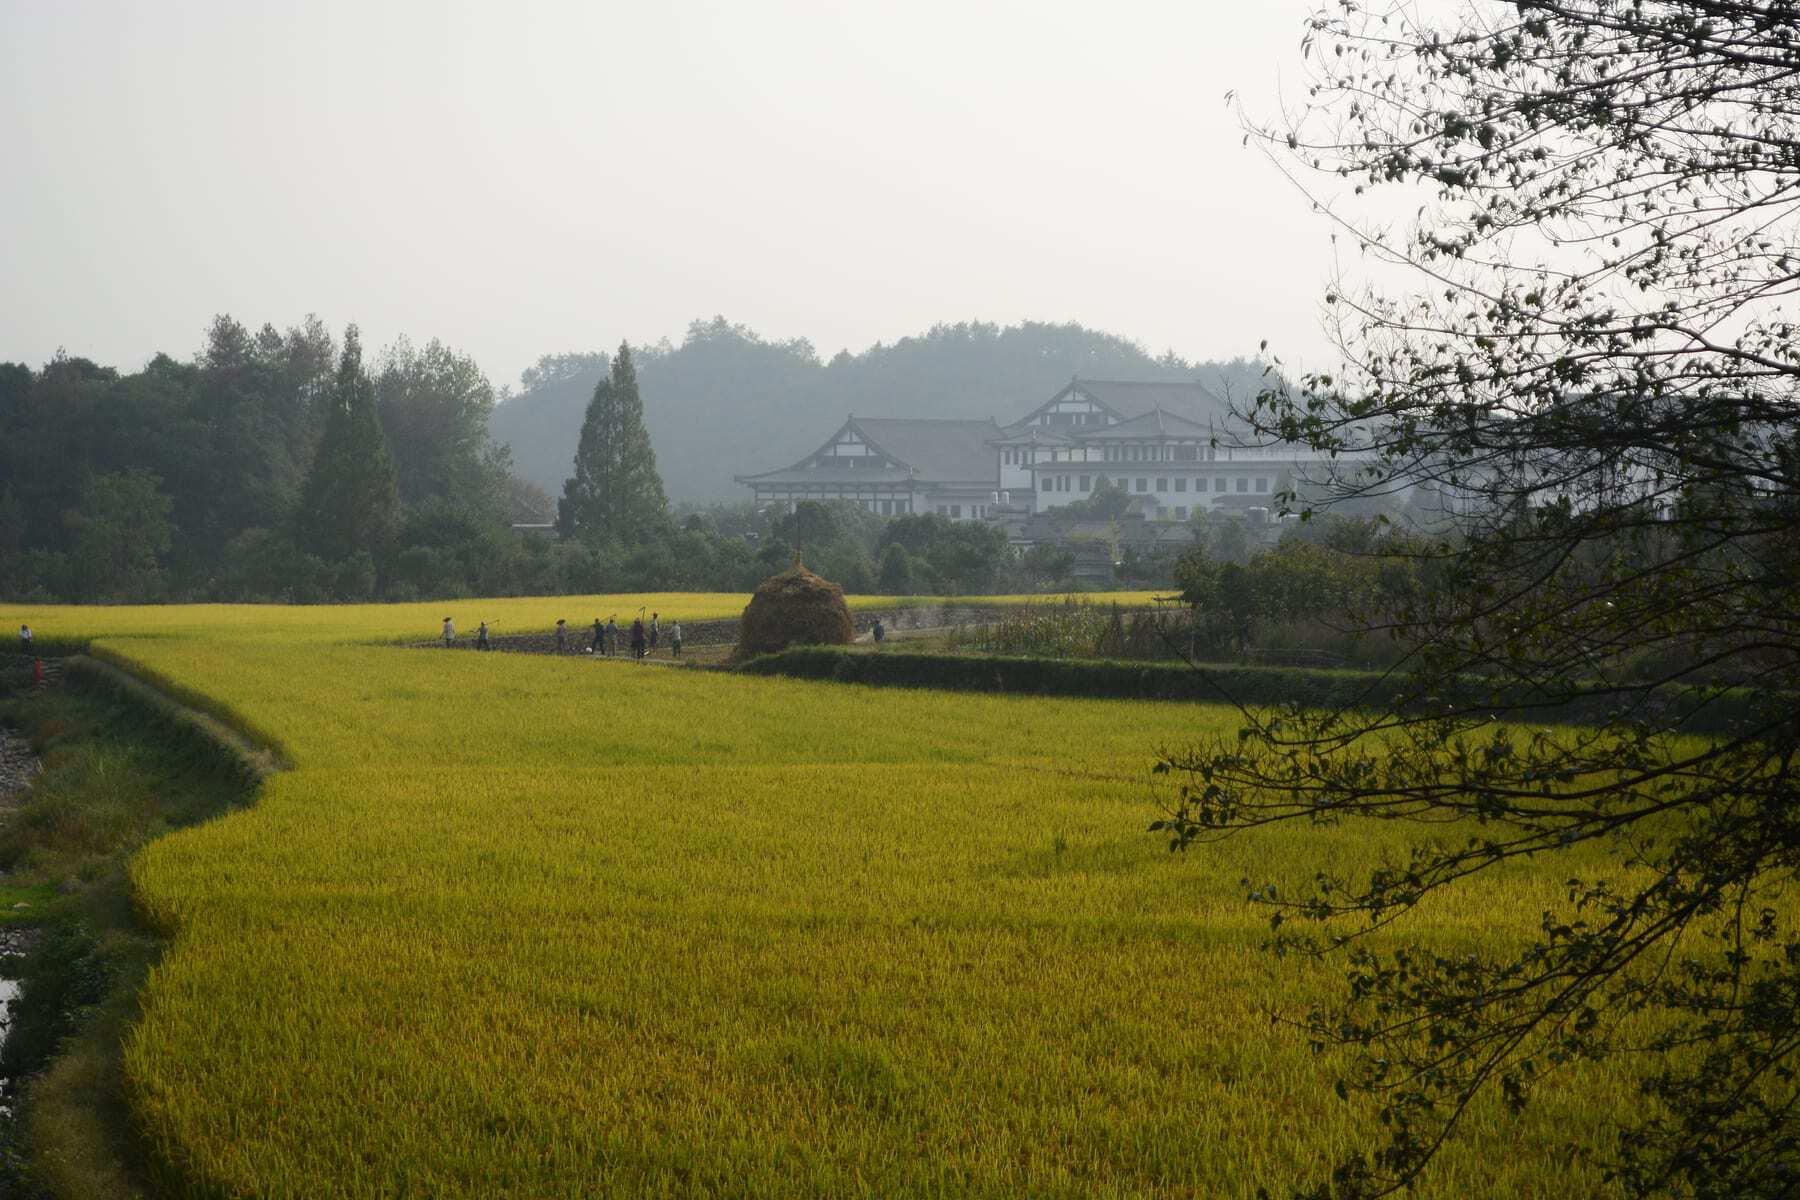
[1002,376,1234,437]
[1070,378,1231,423]
[854,418,1001,483]
[990,426,1075,447]
[737,416,1001,486]
[1071,407,1217,440]
[735,464,917,486]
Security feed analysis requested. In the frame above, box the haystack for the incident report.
[734,554,854,660]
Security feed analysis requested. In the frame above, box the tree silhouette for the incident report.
[558,342,668,544]
[297,326,399,565]
[1157,4,1800,1196]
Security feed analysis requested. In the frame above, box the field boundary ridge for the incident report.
[735,646,1774,731]
[64,654,288,783]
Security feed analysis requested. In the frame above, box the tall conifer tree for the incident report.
[558,342,668,543]
[298,325,399,563]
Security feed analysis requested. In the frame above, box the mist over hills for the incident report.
[490,318,1269,505]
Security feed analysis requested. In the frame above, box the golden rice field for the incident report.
[3,591,1169,648]
[0,597,1633,1198]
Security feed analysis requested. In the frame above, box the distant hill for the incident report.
[489,317,1269,504]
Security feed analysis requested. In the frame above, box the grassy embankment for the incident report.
[0,596,1652,1197]
[0,664,260,1199]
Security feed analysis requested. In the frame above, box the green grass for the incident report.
[0,885,60,926]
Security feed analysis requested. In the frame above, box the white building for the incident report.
[738,377,1352,522]
[735,416,1008,520]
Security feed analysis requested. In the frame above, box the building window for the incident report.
[936,505,947,515]
[951,505,962,518]
[1040,477,1052,492]
[1078,475,1090,491]
[1255,477,1269,493]
[1175,506,1188,520]
[1156,478,1169,493]
[1215,478,1227,492]
[1135,477,1148,492]
[1236,477,1249,493]
[1174,477,1187,493]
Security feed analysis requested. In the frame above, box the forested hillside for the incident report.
[491,317,1267,503]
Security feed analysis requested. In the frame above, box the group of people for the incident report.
[441,617,494,650]
[443,613,683,659]
[568,612,681,659]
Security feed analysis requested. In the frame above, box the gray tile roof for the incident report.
[853,418,1001,484]
[737,416,1002,486]
[1074,407,1217,440]
[1072,378,1233,423]
[1001,377,1238,439]
[735,464,917,486]
[991,426,1075,446]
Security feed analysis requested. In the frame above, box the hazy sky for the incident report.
[3,1,1342,390]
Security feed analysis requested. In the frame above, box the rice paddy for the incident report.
[0,598,1633,1197]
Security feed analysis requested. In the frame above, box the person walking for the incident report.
[442,617,455,648]
[630,618,646,660]
[555,619,567,653]
[872,618,885,645]
[476,621,491,651]
[591,617,604,653]
[670,620,683,658]
[649,612,660,655]
[606,616,619,656]
[18,624,31,656]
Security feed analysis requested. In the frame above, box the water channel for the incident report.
[0,727,37,1099]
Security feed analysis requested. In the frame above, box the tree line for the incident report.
[0,322,1051,603]
[1,316,520,603]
